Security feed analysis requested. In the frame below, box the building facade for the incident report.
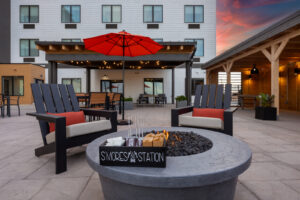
[1,0,216,103]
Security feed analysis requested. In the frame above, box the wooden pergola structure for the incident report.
[36,41,196,104]
[202,11,300,114]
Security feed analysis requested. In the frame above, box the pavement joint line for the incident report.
[238,180,262,200]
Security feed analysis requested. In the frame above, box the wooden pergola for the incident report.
[202,11,300,114]
[36,41,196,104]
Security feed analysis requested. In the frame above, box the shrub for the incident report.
[256,93,274,107]
[175,95,187,102]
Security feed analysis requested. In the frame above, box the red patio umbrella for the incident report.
[84,31,163,124]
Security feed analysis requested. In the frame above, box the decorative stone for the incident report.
[86,127,252,200]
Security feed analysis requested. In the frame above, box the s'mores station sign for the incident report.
[99,129,168,168]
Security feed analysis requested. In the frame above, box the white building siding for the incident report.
[10,0,216,101]
[11,0,216,64]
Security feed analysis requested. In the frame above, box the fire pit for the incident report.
[86,127,252,200]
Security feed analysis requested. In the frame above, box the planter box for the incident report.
[176,100,187,108]
[255,106,277,120]
[116,101,134,110]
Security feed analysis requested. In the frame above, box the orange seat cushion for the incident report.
[48,111,85,132]
[192,108,224,121]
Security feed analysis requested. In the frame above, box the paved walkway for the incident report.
[0,105,300,200]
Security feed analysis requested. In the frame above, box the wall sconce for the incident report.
[251,64,259,75]
[102,74,109,80]
[294,68,300,75]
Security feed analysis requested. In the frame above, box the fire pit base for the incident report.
[86,127,252,200]
[100,175,237,200]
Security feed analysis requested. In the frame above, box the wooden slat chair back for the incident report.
[193,84,231,109]
[89,92,107,108]
[107,93,114,102]
[31,84,80,145]
[0,94,4,117]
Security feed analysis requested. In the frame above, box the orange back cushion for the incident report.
[48,111,85,132]
[192,108,224,121]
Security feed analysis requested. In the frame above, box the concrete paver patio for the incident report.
[0,105,300,200]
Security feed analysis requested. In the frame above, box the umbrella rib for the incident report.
[125,38,133,57]
[130,37,156,54]
[84,34,119,49]
[106,37,122,56]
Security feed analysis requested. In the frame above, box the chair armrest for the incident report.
[26,112,65,123]
[224,108,237,136]
[171,106,193,126]
[81,109,117,132]
[224,107,238,113]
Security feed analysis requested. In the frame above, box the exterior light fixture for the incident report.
[294,68,300,75]
[103,61,107,65]
[250,64,259,75]
[180,45,184,50]
[70,60,74,63]
[156,61,160,66]
[76,61,79,64]
[102,74,109,80]
[166,46,171,50]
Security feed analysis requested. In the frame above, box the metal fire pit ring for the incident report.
[86,127,252,200]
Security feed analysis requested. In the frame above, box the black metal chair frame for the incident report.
[155,94,167,104]
[137,94,149,104]
[0,94,4,118]
[171,84,237,136]
[8,95,20,116]
[27,84,117,174]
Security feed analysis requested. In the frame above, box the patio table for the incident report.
[86,127,252,200]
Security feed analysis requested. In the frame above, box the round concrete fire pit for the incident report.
[86,127,252,200]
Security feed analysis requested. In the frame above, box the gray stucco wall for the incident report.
[0,0,11,63]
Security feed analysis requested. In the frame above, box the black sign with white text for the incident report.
[99,145,166,168]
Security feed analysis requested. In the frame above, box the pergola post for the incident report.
[222,61,234,84]
[172,68,175,104]
[48,61,57,84]
[261,39,289,115]
[206,70,210,84]
[185,61,192,106]
[86,68,91,93]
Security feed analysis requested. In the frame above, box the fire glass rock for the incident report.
[166,131,213,157]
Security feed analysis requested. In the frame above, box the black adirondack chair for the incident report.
[27,84,117,174]
[171,84,237,136]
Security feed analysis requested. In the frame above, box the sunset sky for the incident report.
[217,0,300,55]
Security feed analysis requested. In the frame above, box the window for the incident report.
[101,80,123,93]
[184,5,204,23]
[218,72,242,94]
[62,39,81,42]
[2,76,24,96]
[61,5,81,23]
[191,78,204,95]
[102,5,121,23]
[185,39,204,57]
[153,38,163,42]
[20,5,39,23]
[20,39,39,57]
[62,78,81,93]
[144,78,163,95]
[144,5,163,23]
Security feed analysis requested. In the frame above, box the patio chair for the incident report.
[27,84,117,174]
[8,95,20,116]
[171,84,237,136]
[137,94,149,104]
[110,93,121,113]
[89,92,109,110]
[155,94,167,104]
[0,94,4,118]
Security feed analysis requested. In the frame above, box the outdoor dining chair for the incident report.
[8,95,20,116]
[89,92,109,110]
[0,94,4,118]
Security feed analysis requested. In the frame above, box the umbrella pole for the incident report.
[122,59,125,120]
